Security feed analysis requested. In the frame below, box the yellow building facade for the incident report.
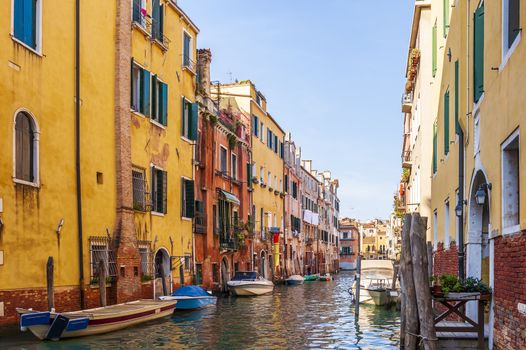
[0,0,198,325]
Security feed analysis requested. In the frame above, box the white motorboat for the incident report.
[285,275,304,285]
[351,259,396,306]
[227,271,274,296]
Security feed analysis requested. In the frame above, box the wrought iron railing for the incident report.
[182,54,197,72]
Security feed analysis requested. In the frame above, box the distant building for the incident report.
[339,218,359,270]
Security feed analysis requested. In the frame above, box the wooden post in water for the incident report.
[354,254,361,317]
[47,257,54,310]
[410,214,437,350]
[400,214,418,350]
[98,260,107,307]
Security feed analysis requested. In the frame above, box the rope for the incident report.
[406,331,438,346]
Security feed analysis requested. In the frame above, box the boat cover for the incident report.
[172,286,211,297]
[231,271,257,281]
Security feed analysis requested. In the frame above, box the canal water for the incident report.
[0,272,400,349]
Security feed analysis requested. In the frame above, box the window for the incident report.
[138,243,152,277]
[433,210,438,249]
[182,98,198,140]
[260,166,264,183]
[151,76,168,125]
[443,0,450,37]
[195,264,203,285]
[473,4,484,102]
[444,90,450,155]
[131,62,150,116]
[433,120,438,174]
[151,0,164,43]
[132,0,146,27]
[13,0,41,51]
[268,172,272,188]
[501,130,519,234]
[260,122,264,142]
[267,129,272,149]
[284,175,289,193]
[151,167,167,214]
[182,178,195,218]
[220,146,228,173]
[14,111,38,184]
[274,135,278,153]
[231,153,237,180]
[503,0,520,53]
[184,255,191,272]
[132,168,146,211]
[432,20,437,77]
[280,142,284,158]
[252,115,259,137]
[444,200,450,248]
[89,237,116,282]
[183,32,192,68]
[292,181,298,199]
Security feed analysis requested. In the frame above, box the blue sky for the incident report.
[181,1,414,220]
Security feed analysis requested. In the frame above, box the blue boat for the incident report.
[159,286,217,310]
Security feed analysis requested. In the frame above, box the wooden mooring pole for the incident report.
[47,256,54,310]
[400,214,418,350]
[354,255,361,317]
[98,260,107,307]
[410,214,437,350]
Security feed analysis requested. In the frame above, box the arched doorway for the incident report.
[220,257,229,292]
[154,248,171,298]
[467,170,491,320]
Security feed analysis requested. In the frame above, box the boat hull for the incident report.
[228,284,274,296]
[286,279,304,285]
[176,297,216,310]
[303,274,318,281]
[18,300,176,340]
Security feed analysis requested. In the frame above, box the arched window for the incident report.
[14,111,38,184]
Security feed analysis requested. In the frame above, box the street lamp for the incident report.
[455,203,463,217]
[475,183,491,206]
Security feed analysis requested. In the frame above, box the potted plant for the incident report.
[430,275,443,296]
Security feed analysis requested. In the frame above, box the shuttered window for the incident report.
[443,0,450,37]
[151,167,167,214]
[183,32,192,67]
[220,147,227,173]
[252,115,259,137]
[182,98,198,140]
[182,178,195,218]
[131,62,151,116]
[151,76,168,126]
[15,112,35,182]
[152,0,164,43]
[507,0,520,49]
[433,121,438,174]
[14,0,38,49]
[444,90,450,155]
[274,135,278,153]
[432,20,438,77]
[473,5,484,102]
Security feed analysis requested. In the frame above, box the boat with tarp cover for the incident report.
[16,299,177,340]
[159,286,217,310]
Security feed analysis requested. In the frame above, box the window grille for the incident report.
[133,168,146,211]
[89,236,116,282]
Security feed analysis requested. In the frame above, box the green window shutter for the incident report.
[151,75,158,121]
[151,167,156,210]
[159,4,164,40]
[454,60,460,134]
[473,5,484,102]
[130,58,135,108]
[162,170,168,214]
[160,82,168,126]
[444,91,450,155]
[432,21,437,77]
[152,0,160,40]
[247,163,252,182]
[181,97,186,137]
[189,102,198,141]
[443,0,449,37]
[433,121,438,173]
[184,179,195,218]
[141,69,151,116]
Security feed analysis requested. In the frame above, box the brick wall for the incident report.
[493,231,526,350]
[433,242,459,277]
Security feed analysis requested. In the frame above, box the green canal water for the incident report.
[0,272,400,349]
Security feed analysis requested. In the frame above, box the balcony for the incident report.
[220,235,238,251]
[194,211,206,234]
[402,149,412,168]
[402,92,413,113]
[182,55,197,74]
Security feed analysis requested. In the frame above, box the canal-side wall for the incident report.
[433,242,459,277]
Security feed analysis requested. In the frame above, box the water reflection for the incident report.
[0,272,399,349]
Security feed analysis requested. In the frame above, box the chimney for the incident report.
[197,49,212,97]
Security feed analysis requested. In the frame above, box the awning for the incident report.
[218,189,240,205]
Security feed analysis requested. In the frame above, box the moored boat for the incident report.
[351,259,397,306]
[285,275,305,285]
[17,299,177,341]
[227,271,274,296]
[303,274,319,281]
[318,273,333,281]
[159,285,217,310]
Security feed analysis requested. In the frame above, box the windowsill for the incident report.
[180,136,195,145]
[13,178,39,188]
[131,110,147,118]
[151,211,165,217]
[152,38,168,51]
[132,22,151,38]
[181,217,192,222]
[150,119,166,130]
[11,36,42,57]
[182,65,196,76]
[500,33,521,71]
[502,224,521,236]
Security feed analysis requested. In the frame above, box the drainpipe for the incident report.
[458,129,465,281]
[75,0,85,309]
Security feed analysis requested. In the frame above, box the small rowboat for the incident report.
[318,273,333,281]
[17,299,177,341]
[303,274,319,281]
[285,275,304,285]
[159,285,217,310]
